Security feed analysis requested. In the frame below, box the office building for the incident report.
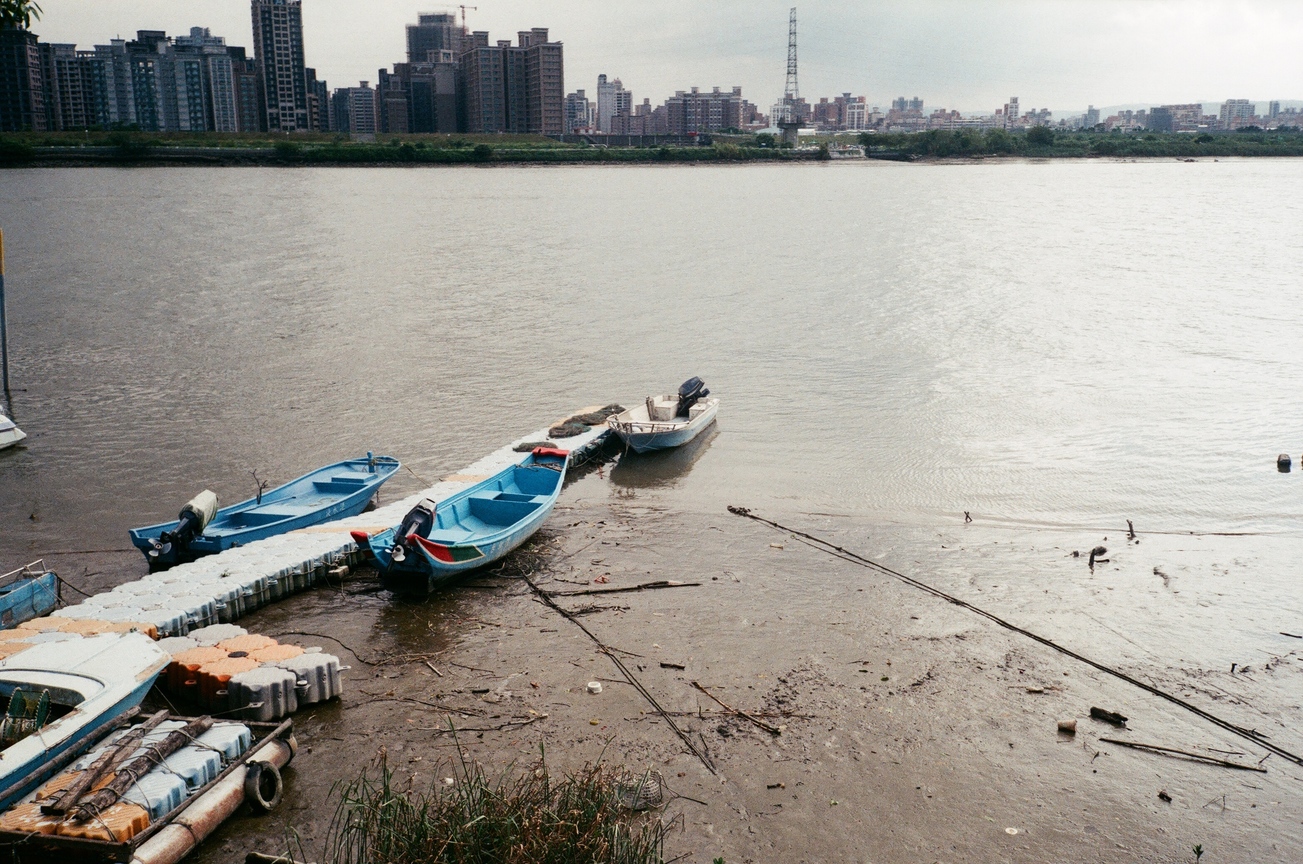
[251,0,309,132]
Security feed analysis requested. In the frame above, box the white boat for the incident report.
[0,409,23,451]
[608,377,719,454]
[0,631,169,808]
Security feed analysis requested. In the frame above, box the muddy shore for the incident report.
[39,465,1298,864]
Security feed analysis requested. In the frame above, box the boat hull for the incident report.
[610,398,718,453]
[130,455,400,569]
[370,451,568,596]
[0,632,169,809]
[0,425,23,452]
[0,573,58,630]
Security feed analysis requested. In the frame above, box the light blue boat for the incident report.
[356,448,568,596]
[130,453,400,569]
[0,632,169,809]
[0,562,58,630]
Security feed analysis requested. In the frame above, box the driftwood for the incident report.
[547,580,700,597]
[43,710,170,815]
[74,716,214,820]
[690,681,782,736]
[1099,738,1268,773]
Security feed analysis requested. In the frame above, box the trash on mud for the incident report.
[1057,719,1077,735]
[1089,707,1127,726]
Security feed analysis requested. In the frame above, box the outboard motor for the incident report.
[676,377,710,417]
[150,490,218,562]
[390,499,436,564]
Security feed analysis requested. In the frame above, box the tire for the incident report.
[244,761,283,813]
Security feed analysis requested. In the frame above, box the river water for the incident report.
[1,161,1301,859]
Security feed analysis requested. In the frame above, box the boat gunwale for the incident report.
[128,456,401,547]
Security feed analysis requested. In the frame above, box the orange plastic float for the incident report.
[55,801,151,842]
[196,656,259,708]
[216,634,277,653]
[249,643,303,664]
[167,646,228,693]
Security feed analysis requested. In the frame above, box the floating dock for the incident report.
[21,412,613,724]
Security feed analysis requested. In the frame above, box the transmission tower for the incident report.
[784,7,799,102]
[778,7,801,145]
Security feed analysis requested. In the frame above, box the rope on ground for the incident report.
[727,505,1303,769]
[523,573,716,774]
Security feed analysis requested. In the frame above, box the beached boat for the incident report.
[0,631,169,809]
[356,448,569,596]
[130,454,400,570]
[607,377,719,454]
[0,562,58,630]
[0,409,24,452]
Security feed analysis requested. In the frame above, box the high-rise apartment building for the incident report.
[663,86,746,135]
[564,88,592,133]
[227,46,262,132]
[407,13,462,63]
[251,0,309,132]
[1268,101,1281,119]
[0,27,46,131]
[459,27,563,135]
[332,82,376,135]
[596,74,630,133]
[1219,98,1255,129]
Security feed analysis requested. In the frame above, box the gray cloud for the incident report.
[34,1,1303,114]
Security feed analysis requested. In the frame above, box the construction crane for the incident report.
[778,7,801,146]
[459,5,477,31]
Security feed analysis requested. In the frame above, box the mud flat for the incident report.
[163,469,1300,864]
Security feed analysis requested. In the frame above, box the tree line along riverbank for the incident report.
[2,128,1302,166]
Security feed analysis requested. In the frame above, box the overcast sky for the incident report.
[33,1,1303,113]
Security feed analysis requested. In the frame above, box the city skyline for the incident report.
[29,0,1303,115]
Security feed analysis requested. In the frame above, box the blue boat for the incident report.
[130,453,400,569]
[0,562,58,630]
[356,448,568,596]
[0,632,169,809]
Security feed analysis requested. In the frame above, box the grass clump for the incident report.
[319,747,672,864]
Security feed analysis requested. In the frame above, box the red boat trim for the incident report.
[412,534,485,564]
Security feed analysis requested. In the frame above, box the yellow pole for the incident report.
[0,228,8,399]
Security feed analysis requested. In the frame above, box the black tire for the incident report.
[244,761,283,813]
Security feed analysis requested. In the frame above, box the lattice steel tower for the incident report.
[784,7,799,104]
[778,7,802,145]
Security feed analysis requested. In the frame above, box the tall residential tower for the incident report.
[251,0,309,131]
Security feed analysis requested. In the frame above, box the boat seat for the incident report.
[234,504,317,526]
[467,496,541,526]
[328,473,372,486]
[312,480,367,494]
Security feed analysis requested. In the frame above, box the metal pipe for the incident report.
[0,228,9,400]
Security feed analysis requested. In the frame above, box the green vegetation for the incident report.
[4,126,1303,167]
[315,749,671,864]
[856,127,1303,159]
[0,0,42,30]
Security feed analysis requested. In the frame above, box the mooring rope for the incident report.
[727,505,1303,769]
[523,573,716,774]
